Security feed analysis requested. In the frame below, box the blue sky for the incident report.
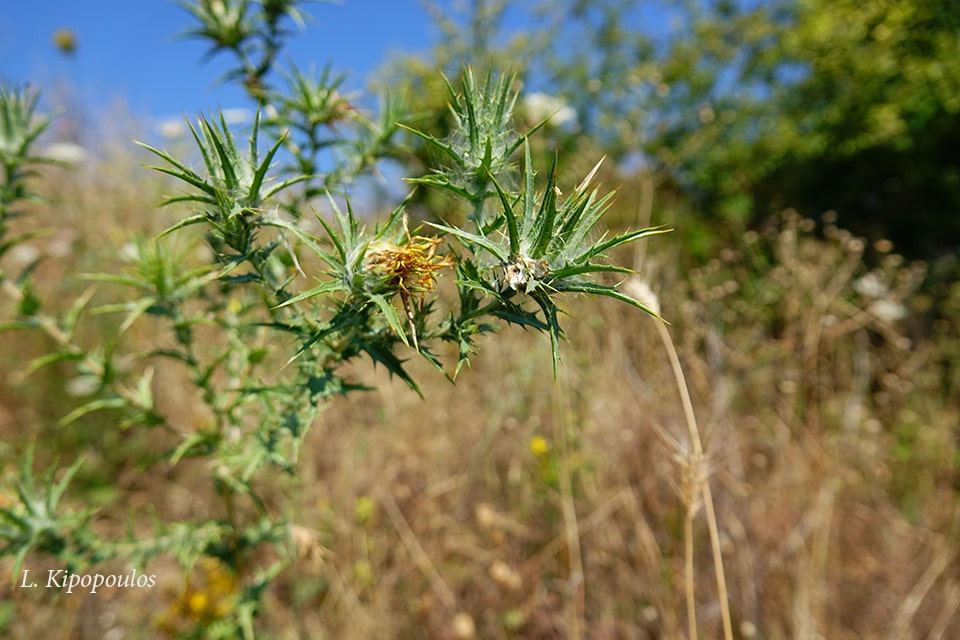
[0,0,683,152]
[0,1,439,137]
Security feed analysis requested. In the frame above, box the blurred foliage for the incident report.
[696,0,960,258]
[379,0,960,261]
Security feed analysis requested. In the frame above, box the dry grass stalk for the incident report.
[380,489,457,610]
[654,307,734,640]
[554,367,585,639]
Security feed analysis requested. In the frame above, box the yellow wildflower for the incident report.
[529,435,550,456]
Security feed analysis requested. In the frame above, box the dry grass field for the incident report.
[1,113,958,639]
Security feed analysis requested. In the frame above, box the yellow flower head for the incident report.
[363,235,453,295]
[52,29,77,55]
[529,435,550,456]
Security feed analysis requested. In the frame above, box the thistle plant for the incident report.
[177,0,312,95]
[0,85,55,314]
[0,4,667,637]
[179,0,407,202]
[402,67,668,370]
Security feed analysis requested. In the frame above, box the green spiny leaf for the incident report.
[531,151,560,258]
[369,293,409,346]
[485,169,520,257]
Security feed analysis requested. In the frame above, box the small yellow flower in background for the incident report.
[529,435,550,456]
[155,557,239,636]
[354,495,376,525]
[187,592,209,616]
[227,296,244,315]
[52,28,77,55]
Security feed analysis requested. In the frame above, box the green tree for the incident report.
[709,0,960,256]
[381,0,960,257]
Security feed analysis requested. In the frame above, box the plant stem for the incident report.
[685,510,697,640]
[653,317,733,640]
[555,367,584,639]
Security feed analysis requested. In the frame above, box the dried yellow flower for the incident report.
[363,235,453,295]
[363,229,453,350]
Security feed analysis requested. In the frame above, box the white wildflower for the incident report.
[43,142,88,164]
[66,376,99,397]
[853,273,887,299]
[221,107,252,126]
[869,299,907,322]
[7,244,39,268]
[158,118,187,140]
[119,242,140,262]
[522,92,576,127]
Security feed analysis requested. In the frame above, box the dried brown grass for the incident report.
[1,123,958,639]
